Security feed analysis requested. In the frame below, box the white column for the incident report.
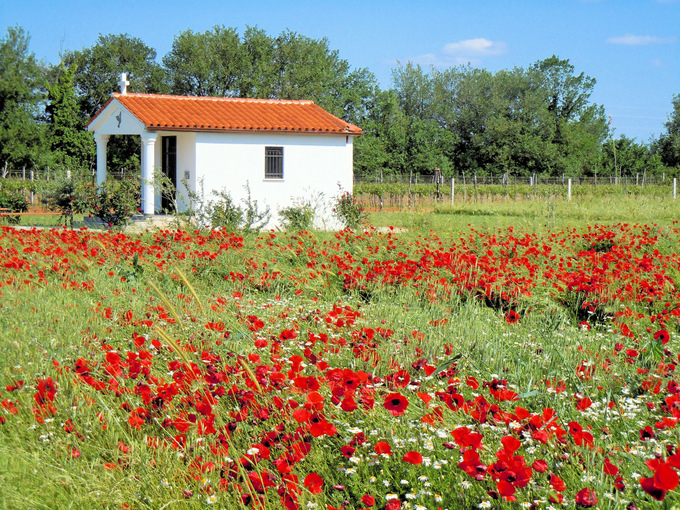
[94,134,109,187]
[140,132,157,215]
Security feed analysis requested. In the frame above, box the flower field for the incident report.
[1,221,680,509]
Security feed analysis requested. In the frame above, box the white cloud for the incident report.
[443,38,508,57]
[606,34,677,45]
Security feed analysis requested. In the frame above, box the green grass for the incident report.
[1,197,680,509]
[368,194,680,232]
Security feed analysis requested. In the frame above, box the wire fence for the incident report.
[1,166,133,183]
[356,172,678,187]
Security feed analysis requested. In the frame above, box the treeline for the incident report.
[1,25,679,179]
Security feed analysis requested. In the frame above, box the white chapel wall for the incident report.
[194,132,354,228]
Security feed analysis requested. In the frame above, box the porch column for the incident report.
[94,134,109,186]
[140,131,157,216]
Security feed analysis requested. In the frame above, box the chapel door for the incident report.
[161,136,177,212]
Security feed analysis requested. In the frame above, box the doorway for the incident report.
[161,136,177,212]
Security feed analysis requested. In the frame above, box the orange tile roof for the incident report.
[90,93,362,135]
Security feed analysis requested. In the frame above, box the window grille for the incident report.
[265,147,283,179]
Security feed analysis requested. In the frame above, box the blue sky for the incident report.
[3,0,679,142]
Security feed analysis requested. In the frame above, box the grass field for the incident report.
[1,194,680,509]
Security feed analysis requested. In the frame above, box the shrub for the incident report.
[333,191,368,230]
[90,178,141,228]
[279,201,315,231]
[0,187,29,225]
[193,183,271,234]
[46,179,92,227]
[208,190,244,233]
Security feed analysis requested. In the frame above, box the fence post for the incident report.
[674,178,677,200]
[30,170,34,204]
[567,178,572,202]
[47,165,50,182]
[451,178,455,205]
[22,166,25,180]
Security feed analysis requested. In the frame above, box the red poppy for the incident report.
[575,488,597,507]
[654,329,670,345]
[532,459,548,473]
[505,310,520,324]
[383,392,409,416]
[360,494,375,506]
[303,472,324,495]
[374,441,392,456]
[402,451,423,465]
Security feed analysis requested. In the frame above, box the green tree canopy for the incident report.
[0,26,48,169]
[46,63,95,172]
[162,26,378,125]
[63,33,169,120]
[655,93,680,169]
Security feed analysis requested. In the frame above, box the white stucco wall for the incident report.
[193,131,354,228]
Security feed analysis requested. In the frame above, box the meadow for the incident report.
[1,195,680,509]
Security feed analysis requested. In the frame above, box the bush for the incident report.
[279,201,315,231]
[46,179,92,227]
[192,183,271,234]
[0,187,29,225]
[90,178,141,228]
[333,191,368,230]
[208,190,244,233]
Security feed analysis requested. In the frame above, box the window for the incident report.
[265,146,283,179]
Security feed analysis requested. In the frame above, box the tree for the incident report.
[63,34,167,171]
[163,26,377,128]
[531,56,608,175]
[163,26,245,97]
[602,136,665,178]
[0,26,48,169]
[655,94,680,169]
[64,33,168,120]
[46,63,95,172]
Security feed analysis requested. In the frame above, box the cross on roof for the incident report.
[118,73,129,95]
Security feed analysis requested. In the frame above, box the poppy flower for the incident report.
[374,441,392,456]
[575,488,597,507]
[505,310,520,324]
[360,494,375,506]
[402,451,423,465]
[654,329,670,345]
[383,392,409,416]
[303,472,324,495]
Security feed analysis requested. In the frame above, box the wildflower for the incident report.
[575,488,597,507]
[384,393,409,416]
[402,451,423,465]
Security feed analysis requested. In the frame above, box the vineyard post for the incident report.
[408,169,412,209]
[567,178,572,201]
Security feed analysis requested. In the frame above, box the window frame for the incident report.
[264,146,284,180]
